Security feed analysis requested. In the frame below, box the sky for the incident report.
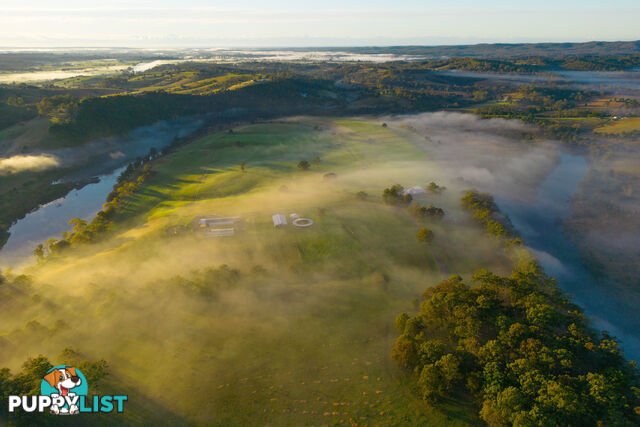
[1,0,639,48]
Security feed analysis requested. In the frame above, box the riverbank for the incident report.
[0,116,204,265]
[495,151,640,361]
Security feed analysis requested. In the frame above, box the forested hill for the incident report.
[307,40,640,58]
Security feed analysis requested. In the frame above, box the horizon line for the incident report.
[1,39,640,51]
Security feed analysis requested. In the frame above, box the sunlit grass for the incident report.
[6,117,513,424]
[595,117,640,134]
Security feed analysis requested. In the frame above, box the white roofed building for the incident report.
[272,214,287,227]
[403,186,427,196]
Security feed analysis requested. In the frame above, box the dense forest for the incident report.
[331,41,640,60]
[393,264,640,425]
[393,190,640,425]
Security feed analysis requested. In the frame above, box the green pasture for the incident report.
[595,117,640,135]
[14,117,513,425]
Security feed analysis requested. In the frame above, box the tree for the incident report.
[393,265,640,424]
[239,162,246,172]
[20,356,53,394]
[427,182,446,194]
[418,340,446,364]
[426,205,445,220]
[45,238,57,253]
[391,338,418,371]
[416,228,434,243]
[312,156,321,165]
[68,218,88,233]
[395,312,409,333]
[383,184,412,206]
[473,90,489,101]
[418,365,442,400]
[0,352,110,420]
[6,96,24,106]
[297,160,310,170]
[59,348,109,389]
[408,203,445,221]
[408,203,426,219]
[37,95,78,125]
[33,244,45,260]
[435,354,462,392]
[46,239,70,254]
[462,189,515,238]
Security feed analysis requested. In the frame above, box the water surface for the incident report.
[0,167,124,268]
[496,153,640,361]
[0,118,203,268]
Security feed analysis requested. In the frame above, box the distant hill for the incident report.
[286,41,640,59]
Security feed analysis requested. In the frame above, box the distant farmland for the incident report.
[595,117,640,135]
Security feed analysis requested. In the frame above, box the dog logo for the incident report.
[9,363,126,415]
[40,365,88,415]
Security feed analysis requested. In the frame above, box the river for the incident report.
[0,167,124,268]
[0,117,203,269]
[496,152,640,362]
[1,114,637,363]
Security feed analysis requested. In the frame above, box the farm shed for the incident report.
[272,214,287,227]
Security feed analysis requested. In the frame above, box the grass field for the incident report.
[54,68,261,95]
[128,72,257,95]
[594,117,640,135]
[3,117,514,425]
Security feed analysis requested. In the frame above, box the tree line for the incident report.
[34,151,157,261]
[392,263,640,425]
[392,188,640,425]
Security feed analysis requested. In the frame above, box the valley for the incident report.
[1,44,640,425]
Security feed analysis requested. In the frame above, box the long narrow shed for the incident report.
[272,214,287,227]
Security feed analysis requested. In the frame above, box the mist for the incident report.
[381,112,640,360]
[44,116,204,181]
[0,154,59,175]
[388,111,559,200]
[1,113,638,422]
[0,115,524,423]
